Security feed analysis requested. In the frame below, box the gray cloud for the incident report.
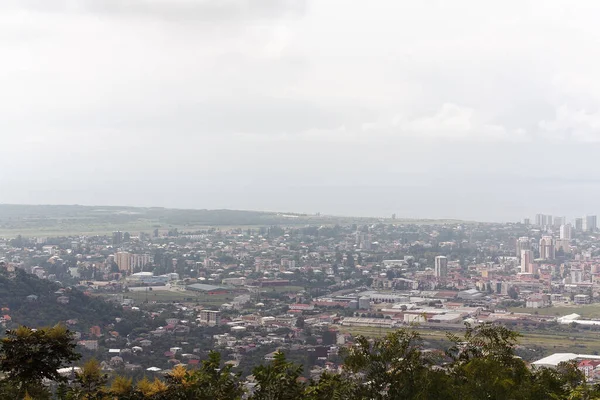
[51,95,358,136]
[3,0,600,221]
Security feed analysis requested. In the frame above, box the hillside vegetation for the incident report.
[0,269,122,330]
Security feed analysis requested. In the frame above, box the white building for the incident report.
[520,250,534,274]
[583,215,597,232]
[532,353,600,368]
[574,294,590,304]
[131,254,153,271]
[434,256,448,278]
[560,224,572,240]
[571,268,583,284]
[197,310,221,326]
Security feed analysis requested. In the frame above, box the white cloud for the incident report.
[540,105,600,142]
[360,104,530,142]
[3,0,600,220]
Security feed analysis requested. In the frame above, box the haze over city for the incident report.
[3,0,600,221]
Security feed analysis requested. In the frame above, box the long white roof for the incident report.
[532,353,600,367]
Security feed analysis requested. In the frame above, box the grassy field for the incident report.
[100,290,235,306]
[0,223,260,238]
[260,286,305,293]
[339,324,600,358]
[507,304,600,319]
[100,285,304,307]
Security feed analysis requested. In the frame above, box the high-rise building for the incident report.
[539,236,555,260]
[523,218,531,225]
[112,231,123,246]
[434,256,448,278]
[198,310,221,326]
[535,214,544,227]
[556,239,571,254]
[520,250,534,274]
[560,224,572,240]
[131,254,153,271]
[575,218,583,232]
[115,251,131,272]
[571,268,583,284]
[516,237,531,259]
[584,215,598,232]
[554,216,565,228]
[535,214,554,229]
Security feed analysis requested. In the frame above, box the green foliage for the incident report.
[3,322,600,400]
[0,269,122,329]
[0,325,80,398]
[162,351,243,400]
[64,359,108,400]
[303,372,355,400]
[251,351,304,400]
[342,329,452,399]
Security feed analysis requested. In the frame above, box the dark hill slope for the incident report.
[0,269,122,330]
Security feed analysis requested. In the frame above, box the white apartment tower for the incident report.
[535,214,544,226]
[520,250,534,274]
[198,310,221,326]
[434,256,448,278]
[131,254,153,271]
[560,224,572,240]
[584,215,598,232]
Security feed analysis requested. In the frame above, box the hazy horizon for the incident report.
[3,1,600,222]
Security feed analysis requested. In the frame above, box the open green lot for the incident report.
[260,285,305,293]
[339,324,600,358]
[101,290,235,306]
[508,304,600,319]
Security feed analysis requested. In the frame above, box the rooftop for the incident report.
[532,353,600,367]
[186,283,226,291]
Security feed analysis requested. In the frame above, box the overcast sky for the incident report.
[3,0,600,221]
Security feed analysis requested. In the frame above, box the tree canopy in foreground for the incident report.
[0,323,599,399]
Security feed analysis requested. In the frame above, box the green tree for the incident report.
[0,325,80,398]
[65,359,108,400]
[108,376,136,400]
[163,352,243,400]
[304,372,356,400]
[251,351,304,400]
[342,329,452,400]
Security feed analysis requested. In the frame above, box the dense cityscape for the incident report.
[4,211,600,394]
[5,0,600,397]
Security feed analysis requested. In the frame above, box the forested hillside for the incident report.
[0,269,122,330]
